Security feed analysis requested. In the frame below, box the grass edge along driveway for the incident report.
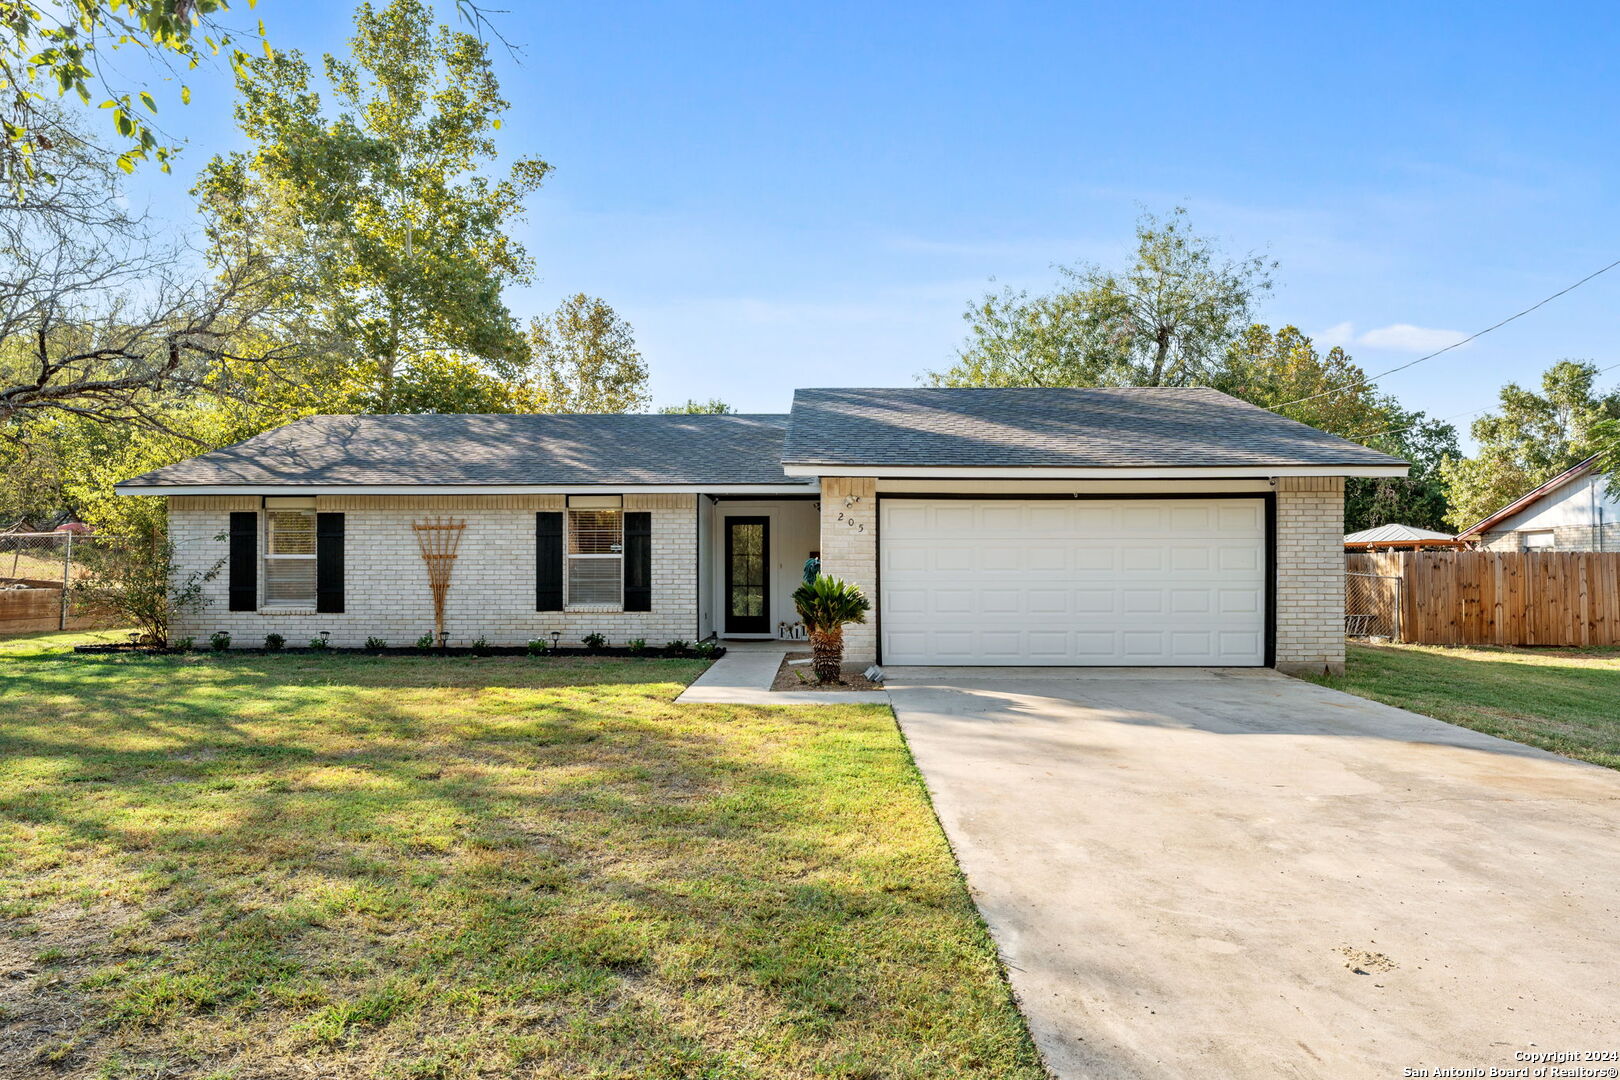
[1305,640,1620,770]
[0,631,1043,1079]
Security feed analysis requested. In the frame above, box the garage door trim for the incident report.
[874,491,1276,667]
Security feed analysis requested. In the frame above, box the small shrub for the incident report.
[308,635,330,651]
[693,639,718,659]
[415,633,435,651]
[581,632,608,652]
[470,636,491,655]
[793,574,871,684]
[365,636,387,650]
[172,636,195,651]
[526,638,549,657]
[626,637,647,655]
[663,639,691,656]
[73,531,222,647]
[264,632,285,651]
[209,630,231,652]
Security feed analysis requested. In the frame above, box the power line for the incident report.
[1276,256,1620,410]
[1351,359,1620,444]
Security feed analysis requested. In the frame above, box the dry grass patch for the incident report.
[0,631,1040,1078]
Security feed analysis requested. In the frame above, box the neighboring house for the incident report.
[115,387,1407,674]
[1343,523,1461,551]
[1458,455,1620,552]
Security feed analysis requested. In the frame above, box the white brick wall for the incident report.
[1275,476,1346,675]
[817,477,879,664]
[168,494,698,648]
[171,477,1349,670]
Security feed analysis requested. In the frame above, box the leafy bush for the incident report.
[626,637,647,654]
[72,533,221,647]
[263,633,285,651]
[693,639,718,659]
[581,632,608,652]
[308,635,331,651]
[415,634,435,651]
[172,636,195,651]
[526,638,549,656]
[209,630,231,652]
[792,575,871,683]
[470,636,491,655]
[663,639,691,656]
[365,636,387,650]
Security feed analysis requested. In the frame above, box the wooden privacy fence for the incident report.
[1347,550,1620,647]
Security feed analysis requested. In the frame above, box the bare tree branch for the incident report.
[0,119,296,433]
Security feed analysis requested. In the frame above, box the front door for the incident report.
[724,516,770,634]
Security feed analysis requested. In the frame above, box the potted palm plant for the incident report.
[791,575,871,684]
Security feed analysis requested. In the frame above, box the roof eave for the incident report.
[780,463,1410,479]
[1456,455,1602,538]
[116,481,819,497]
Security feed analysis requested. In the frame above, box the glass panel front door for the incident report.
[725,517,770,634]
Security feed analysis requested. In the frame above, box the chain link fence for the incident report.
[1345,570,1402,641]
[0,530,114,632]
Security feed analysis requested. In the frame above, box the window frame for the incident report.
[565,507,625,611]
[1520,529,1557,552]
[262,508,319,609]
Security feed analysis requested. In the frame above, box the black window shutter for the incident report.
[624,511,652,612]
[536,512,563,611]
[228,511,257,611]
[315,512,345,613]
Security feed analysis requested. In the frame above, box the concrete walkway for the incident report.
[885,666,1620,1079]
[675,640,890,705]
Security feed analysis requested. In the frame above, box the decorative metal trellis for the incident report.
[412,517,466,645]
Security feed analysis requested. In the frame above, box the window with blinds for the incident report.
[567,509,623,609]
[264,510,317,607]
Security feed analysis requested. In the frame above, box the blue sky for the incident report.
[116,1,1620,432]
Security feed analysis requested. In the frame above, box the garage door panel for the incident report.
[1028,591,1070,614]
[1170,589,1212,613]
[880,498,1266,666]
[1219,503,1264,531]
[1122,548,1165,572]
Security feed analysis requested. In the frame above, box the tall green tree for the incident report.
[1441,360,1620,530]
[1213,324,1458,532]
[929,208,1275,388]
[522,294,649,413]
[197,0,549,411]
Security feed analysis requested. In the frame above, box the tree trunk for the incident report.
[810,626,844,684]
[1148,329,1172,386]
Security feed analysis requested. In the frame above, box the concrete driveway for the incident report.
[885,667,1620,1079]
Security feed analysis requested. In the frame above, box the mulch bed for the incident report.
[72,643,725,660]
[770,650,883,692]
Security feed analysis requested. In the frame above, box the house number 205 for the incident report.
[835,511,866,533]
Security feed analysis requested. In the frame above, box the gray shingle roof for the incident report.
[781,387,1406,469]
[118,413,808,488]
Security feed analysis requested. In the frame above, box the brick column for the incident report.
[1275,476,1346,676]
[818,476,879,665]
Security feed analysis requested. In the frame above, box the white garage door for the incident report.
[880,498,1267,666]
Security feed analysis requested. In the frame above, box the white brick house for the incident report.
[1457,455,1620,553]
[118,387,1408,674]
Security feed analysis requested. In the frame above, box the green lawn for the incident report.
[1309,641,1620,769]
[0,631,1040,1079]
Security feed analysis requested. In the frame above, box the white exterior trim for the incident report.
[117,482,819,497]
[783,464,1407,479]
